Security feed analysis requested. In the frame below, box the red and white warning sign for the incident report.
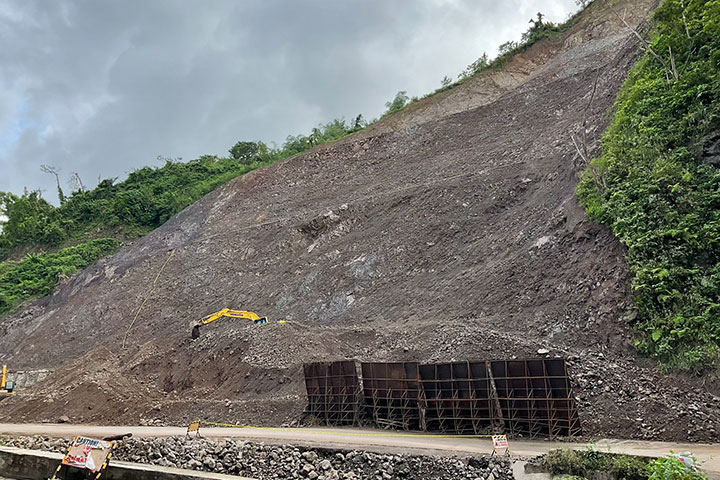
[61,436,114,472]
[491,435,510,456]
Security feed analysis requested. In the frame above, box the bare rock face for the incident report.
[5,0,719,444]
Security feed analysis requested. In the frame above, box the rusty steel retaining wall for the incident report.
[303,361,363,426]
[303,359,581,439]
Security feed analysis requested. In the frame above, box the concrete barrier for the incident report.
[0,446,254,480]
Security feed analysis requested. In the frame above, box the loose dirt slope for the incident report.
[1,0,718,441]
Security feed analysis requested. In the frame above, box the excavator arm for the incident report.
[191,308,268,338]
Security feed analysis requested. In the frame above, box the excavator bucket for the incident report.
[191,325,201,339]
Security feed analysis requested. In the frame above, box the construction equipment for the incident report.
[191,308,268,339]
[1,364,15,395]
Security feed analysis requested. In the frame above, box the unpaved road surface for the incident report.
[1,424,719,477]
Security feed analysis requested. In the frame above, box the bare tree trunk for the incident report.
[680,0,691,39]
[571,67,607,193]
[611,7,678,83]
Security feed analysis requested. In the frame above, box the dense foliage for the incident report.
[577,0,720,372]
[545,448,652,480]
[0,238,120,314]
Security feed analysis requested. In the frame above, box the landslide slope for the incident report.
[1,0,718,440]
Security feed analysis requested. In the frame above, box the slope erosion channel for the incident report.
[1,0,718,443]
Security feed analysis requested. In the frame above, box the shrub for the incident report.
[0,238,121,315]
[544,448,651,480]
[384,91,410,115]
[577,0,720,372]
[648,455,707,480]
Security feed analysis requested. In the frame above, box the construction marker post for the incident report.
[186,421,201,438]
[491,435,510,456]
[51,436,116,480]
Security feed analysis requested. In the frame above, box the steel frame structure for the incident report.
[303,358,581,438]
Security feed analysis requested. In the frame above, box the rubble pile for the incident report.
[1,435,514,480]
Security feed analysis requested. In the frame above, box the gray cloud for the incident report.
[0,0,577,200]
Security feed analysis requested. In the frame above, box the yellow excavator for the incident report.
[1,365,15,395]
[191,309,268,339]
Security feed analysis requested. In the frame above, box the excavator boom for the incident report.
[191,309,268,338]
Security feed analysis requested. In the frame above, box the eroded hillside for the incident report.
[1,0,718,441]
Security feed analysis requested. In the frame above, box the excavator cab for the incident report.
[191,309,268,339]
[1,365,14,395]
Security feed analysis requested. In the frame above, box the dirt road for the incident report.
[1,424,718,477]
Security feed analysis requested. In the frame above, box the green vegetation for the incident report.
[649,455,707,480]
[544,448,652,480]
[384,91,411,115]
[577,0,720,373]
[0,118,364,316]
[545,449,707,480]
[0,238,120,314]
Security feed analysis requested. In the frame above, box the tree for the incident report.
[0,191,55,247]
[40,165,65,204]
[229,141,268,164]
[498,41,518,56]
[351,114,365,131]
[384,91,410,115]
[458,53,489,79]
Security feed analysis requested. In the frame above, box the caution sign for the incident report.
[61,436,114,472]
[186,421,201,437]
[491,434,510,456]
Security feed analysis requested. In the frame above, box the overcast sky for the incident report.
[0,0,578,201]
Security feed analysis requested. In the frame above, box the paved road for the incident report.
[1,424,719,477]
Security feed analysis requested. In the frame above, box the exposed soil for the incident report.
[2,0,718,443]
